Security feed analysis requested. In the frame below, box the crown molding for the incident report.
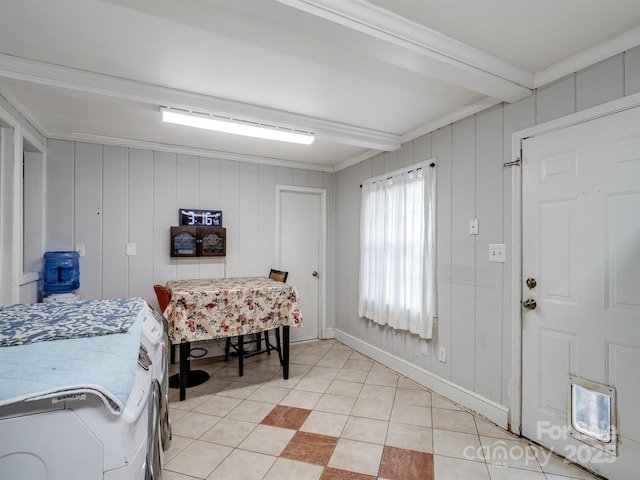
[534,25,640,88]
[275,0,533,102]
[400,97,501,144]
[0,54,400,152]
[46,129,336,173]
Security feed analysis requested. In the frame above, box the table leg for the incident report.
[169,341,211,401]
[238,334,244,377]
[283,326,290,379]
[179,341,189,401]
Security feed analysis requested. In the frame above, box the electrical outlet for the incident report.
[469,218,479,235]
[489,243,506,262]
[420,340,429,356]
[75,245,85,257]
[126,243,137,256]
[438,347,446,363]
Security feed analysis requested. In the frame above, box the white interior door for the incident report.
[276,186,324,343]
[521,106,640,479]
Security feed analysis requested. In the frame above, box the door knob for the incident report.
[312,271,318,277]
[523,298,537,310]
[526,277,537,289]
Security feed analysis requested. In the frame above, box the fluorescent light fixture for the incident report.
[161,108,314,145]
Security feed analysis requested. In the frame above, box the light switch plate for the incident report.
[489,244,506,262]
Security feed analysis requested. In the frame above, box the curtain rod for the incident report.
[360,162,435,188]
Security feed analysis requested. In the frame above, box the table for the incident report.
[164,276,303,400]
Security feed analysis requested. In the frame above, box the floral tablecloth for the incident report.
[164,277,303,343]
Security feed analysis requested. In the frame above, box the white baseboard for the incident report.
[323,327,335,339]
[334,329,510,430]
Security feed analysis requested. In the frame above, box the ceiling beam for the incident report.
[0,54,402,152]
[274,0,533,102]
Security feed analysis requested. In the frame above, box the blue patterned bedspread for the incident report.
[0,298,146,415]
[0,298,144,347]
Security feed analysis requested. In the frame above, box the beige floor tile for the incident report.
[226,399,276,423]
[351,398,393,421]
[263,373,302,389]
[306,365,340,380]
[358,384,396,403]
[294,376,332,393]
[396,377,423,390]
[314,393,356,415]
[386,422,433,453]
[474,417,517,440]
[163,434,194,464]
[169,392,212,411]
[545,474,599,480]
[263,458,324,480]
[300,410,349,437]
[279,389,322,409]
[193,395,242,417]
[326,379,363,397]
[189,378,232,396]
[390,403,432,427]
[238,424,296,456]
[434,455,490,480]
[247,385,290,404]
[536,450,600,479]
[365,370,399,387]
[431,394,464,411]
[171,411,221,439]
[328,438,384,476]
[487,466,547,480]
[316,353,350,368]
[342,416,388,444]
[394,387,432,407]
[433,429,483,460]
[348,351,371,362]
[199,417,257,447]
[216,381,261,399]
[207,449,276,480]
[169,407,188,422]
[292,352,325,365]
[432,408,477,434]
[479,436,542,471]
[343,359,374,371]
[334,368,369,383]
[164,439,233,479]
[163,471,199,480]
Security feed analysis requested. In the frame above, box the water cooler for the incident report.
[42,251,80,303]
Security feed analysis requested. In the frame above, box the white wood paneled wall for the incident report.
[44,144,335,316]
[335,47,640,410]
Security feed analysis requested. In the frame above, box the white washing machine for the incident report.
[0,299,170,480]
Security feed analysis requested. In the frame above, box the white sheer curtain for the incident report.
[358,164,436,339]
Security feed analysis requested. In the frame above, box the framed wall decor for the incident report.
[170,226,226,257]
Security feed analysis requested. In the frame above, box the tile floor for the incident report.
[164,339,600,480]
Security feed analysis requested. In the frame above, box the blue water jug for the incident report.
[43,251,80,294]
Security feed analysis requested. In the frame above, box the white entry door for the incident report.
[276,186,325,343]
[521,106,640,479]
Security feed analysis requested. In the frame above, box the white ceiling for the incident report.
[1,0,639,171]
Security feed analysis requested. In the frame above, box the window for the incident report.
[358,160,436,339]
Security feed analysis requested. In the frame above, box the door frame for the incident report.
[275,184,327,340]
[509,90,640,436]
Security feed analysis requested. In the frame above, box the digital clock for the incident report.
[179,209,222,227]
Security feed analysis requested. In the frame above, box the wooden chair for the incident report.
[224,269,287,375]
[153,284,176,363]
